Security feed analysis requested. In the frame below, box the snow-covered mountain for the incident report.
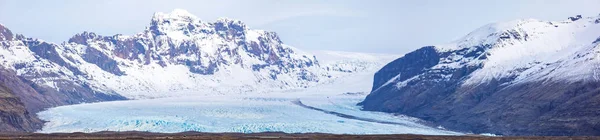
[360,14,600,136]
[0,9,397,132]
[0,9,390,100]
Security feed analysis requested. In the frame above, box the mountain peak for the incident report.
[439,15,600,51]
[452,19,540,47]
[214,17,248,32]
[68,31,102,45]
[149,9,204,37]
[0,24,14,41]
[170,9,194,16]
[216,17,245,26]
[152,9,198,22]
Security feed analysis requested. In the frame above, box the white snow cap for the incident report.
[152,9,199,23]
[437,14,600,51]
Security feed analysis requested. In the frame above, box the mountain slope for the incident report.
[360,15,600,136]
[1,9,370,99]
[0,68,43,132]
[0,9,390,132]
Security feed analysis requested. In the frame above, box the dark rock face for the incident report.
[82,47,125,76]
[0,25,13,41]
[361,45,487,117]
[361,43,600,136]
[68,31,102,46]
[0,82,42,132]
[370,46,440,91]
[214,19,247,40]
[113,37,148,62]
[569,15,583,21]
[67,32,126,76]
[456,80,600,136]
[24,41,83,75]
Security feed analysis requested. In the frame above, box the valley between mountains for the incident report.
[1,9,600,136]
[0,9,457,135]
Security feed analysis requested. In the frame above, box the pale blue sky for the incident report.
[1,0,599,54]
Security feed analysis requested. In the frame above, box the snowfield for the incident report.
[37,51,460,135]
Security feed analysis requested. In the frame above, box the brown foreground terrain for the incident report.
[0,132,597,140]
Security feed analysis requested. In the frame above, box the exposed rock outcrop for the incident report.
[0,80,42,132]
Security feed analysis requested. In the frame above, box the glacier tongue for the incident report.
[37,52,457,135]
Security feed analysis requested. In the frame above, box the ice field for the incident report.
[37,62,461,135]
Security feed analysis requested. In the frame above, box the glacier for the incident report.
[37,51,460,135]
